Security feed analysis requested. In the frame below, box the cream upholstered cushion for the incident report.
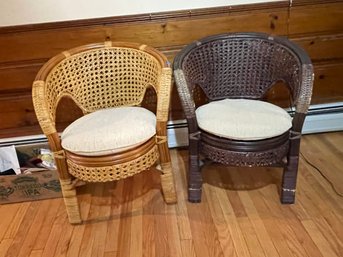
[61,107,156,156]
[195,99,292,140]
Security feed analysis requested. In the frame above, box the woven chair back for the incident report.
[42,46,161,118]
[180,36,303,101]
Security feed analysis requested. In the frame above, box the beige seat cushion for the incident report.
[61,107,156,156]
[195,99,292,141]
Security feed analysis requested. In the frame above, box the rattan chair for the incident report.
[32,42,177,224]
[173,32,313,204]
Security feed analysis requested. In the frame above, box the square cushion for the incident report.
[61,107,156,156]
[195,99,292,141]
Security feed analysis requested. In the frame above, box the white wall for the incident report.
[0,0,285,27]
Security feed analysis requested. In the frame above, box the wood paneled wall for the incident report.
[0,0,342,138]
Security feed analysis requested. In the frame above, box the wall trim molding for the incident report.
[0,0,339,34]
[0,1,290,34]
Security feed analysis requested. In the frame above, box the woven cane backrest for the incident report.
[181,37,302,102]
[44,47,161,119]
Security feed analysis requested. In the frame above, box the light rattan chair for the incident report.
[173,32,313,204]
[32,42,177,224]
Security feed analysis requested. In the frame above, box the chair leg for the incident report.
[160,162,177,204]
[60,178,82,224]
[281,155,299,204]
[188,153,202,203]
[188,134,202,203]
[157,142,177,204]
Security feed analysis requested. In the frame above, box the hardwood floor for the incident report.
[0,132,342,257]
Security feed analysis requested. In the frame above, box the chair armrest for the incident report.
[156,67,172,123]
[33,81,65,162]
[290,63,314,135]
[174,69,199,133]
[295,63,314,116]
[32,80,57,136]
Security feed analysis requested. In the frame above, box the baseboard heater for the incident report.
[1,102,342,148]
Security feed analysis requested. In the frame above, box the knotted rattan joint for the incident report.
[290,131,301,140]
[189,131,201,141]
[53,149,66,159]
[282,188,296,193]
[155,135,167,144]
[71,178,86,188]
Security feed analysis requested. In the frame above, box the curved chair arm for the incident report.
[156,67,173,123]
[32,80,68,179]
[155,67,173,144]
[173,69,199,134]
[292,63,314,133]
[273,35,314,133]
[32,80,58,136]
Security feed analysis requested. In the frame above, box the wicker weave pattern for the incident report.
[173,33,314,204]
[156,68,172,122]
[201,140,289,167]
[45,47,161,120]
[60,178,81,224]
[32,81,57,135]
[182,39,304,103]
[67,145,159,182]
[174,69,196,119]
[32,42,177,223]
[297,64,314,114]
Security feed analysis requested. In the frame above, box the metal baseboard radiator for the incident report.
[1,102,342,148]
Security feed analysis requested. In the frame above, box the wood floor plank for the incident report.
[40,202,68,257]
[65,187,92,257]
[204,181,237,257]
[302,219,340,257]
[0,132,341,257]
[104,181,124,254]
[78,183,108,257]
[237,217,266,257]
[0,204,21,240]
[33,199,62,251]
[301,136,343,197]
[17,200,54,257]
[90,182,113,257]
[188,185,225,257]
[239,190,280,257]
[0,238,13,257]
[170,150,193,240]
[313,217,343,257]
[165,204,183,257]
[142,171,157,257]
[153,184,170,257]
[103,251,117,257]
[29,249,43,257]
[129,174,143,257]
[4,202,30,239]
[211,167,250,257]
[5,202,41,257]
[258,186,311,257]
[180,239,197,257]
[115,178,134,257]
[249,191,296,257]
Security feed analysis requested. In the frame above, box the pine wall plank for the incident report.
[0,1,342,138]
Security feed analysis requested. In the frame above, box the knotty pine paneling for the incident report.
[0,9,288,63]
[289,2,343,35]
[0,61,44,92]
[0,1,342,138]
[312,62,343,104]
[292,33,343,62]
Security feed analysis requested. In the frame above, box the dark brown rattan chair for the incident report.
[173,32,313,204]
